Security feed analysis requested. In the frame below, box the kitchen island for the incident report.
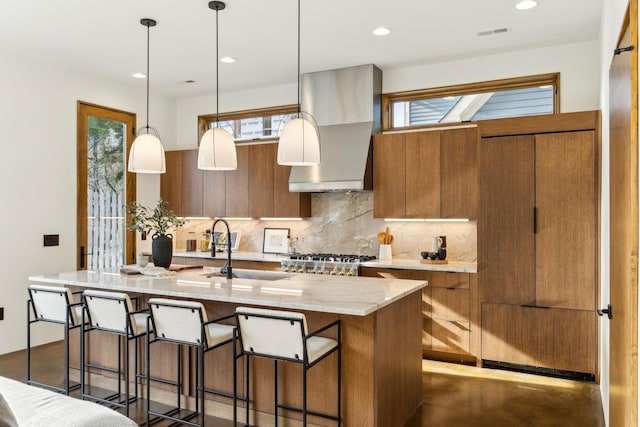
[28,268,426,426]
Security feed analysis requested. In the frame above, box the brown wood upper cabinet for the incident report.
[373,127,477,219]
[161,143,310,218]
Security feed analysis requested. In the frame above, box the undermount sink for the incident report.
[202,270,292,281]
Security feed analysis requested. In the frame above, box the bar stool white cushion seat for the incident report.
[28,285,83,326]
[307,336,339,363]
[83,290,147,336]
[148,298,234,348]
[236,306,338,363]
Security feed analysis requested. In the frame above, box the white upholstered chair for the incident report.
[146,298,236,427]
[27,284,84,395]
[81,289,148,417]
[235,306,341,427]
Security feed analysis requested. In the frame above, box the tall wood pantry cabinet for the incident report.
[477,111,600,380]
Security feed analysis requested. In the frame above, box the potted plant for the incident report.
[125,199,187,268]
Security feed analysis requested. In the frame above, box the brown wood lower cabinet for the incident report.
[360,267,478,363]
[481,303,597,376]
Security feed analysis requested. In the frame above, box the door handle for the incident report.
[79,246,93,269]
[597,304,613,319]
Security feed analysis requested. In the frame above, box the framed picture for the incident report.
[212,231,241,251]
[262,228,290,254]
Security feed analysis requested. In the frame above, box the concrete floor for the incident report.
[1,342,605,426]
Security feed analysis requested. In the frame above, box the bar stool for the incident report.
[235,306,341,426]
[81,289,149,417]
[146,298,236,427]
[27,284,84,395]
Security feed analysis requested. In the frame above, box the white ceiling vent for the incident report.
[477,27,510,36]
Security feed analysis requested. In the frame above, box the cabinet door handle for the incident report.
[533,207,538,234]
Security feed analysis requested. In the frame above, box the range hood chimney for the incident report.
[288,64,382,192]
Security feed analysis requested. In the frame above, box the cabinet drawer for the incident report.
[431,288,469,321]
[431,319,470,354]
[428,272,469,289]
[481,303,596,375]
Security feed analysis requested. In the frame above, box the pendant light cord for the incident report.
[297,0,301,117]
[146,22,150,130]
[216,7,220,127]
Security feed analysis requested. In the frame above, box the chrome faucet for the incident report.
[211,218,233,279]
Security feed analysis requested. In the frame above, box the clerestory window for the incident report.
[382,73,559,130]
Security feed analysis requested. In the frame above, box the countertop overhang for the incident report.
[28,268,427,316]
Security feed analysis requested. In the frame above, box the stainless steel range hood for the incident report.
[288,64,382,192]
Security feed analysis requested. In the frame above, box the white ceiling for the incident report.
[0,0,603,99]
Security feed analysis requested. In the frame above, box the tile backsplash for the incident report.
[175,192,477,262]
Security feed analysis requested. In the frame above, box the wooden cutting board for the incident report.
[168,264,204,271]
[420,259,448,265]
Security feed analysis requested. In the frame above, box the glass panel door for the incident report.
[77,102,136,270]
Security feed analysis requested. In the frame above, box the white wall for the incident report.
[598,0,630,424]
[173,41,601,150]
[0,53,176,354]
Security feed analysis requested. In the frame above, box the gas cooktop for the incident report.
[288,253,377,263]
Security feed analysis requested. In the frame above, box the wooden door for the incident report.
[180,149,203,217]
[478,135,535,305]
[535,131,596,310]
[609,4,639,425]
[440,127,478,219]
[373,133,405,218]
[248,143,275,218]
[77,102,136,269]
[225,144,249,217]
[160,151,183,215]
[405,131,440,218]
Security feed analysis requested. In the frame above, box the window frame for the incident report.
[197,104,299,144]
[381,73,560,131]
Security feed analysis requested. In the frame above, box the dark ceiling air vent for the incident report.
[477,27,510,36]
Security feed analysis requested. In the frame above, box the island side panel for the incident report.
[375,290,423,426]
[198,301,376,426]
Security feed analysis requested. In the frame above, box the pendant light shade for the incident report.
[198,127,237,170]
[128,130,166,173]
[277,117,320,165]
[198,1,237,171]
[128,18,166,174]
[277,0,320,166]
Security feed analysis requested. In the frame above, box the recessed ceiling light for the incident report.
[443,96,456,101]
[515,0,538,10]
[372,27,391,36]
[220,56,236,63]
[132,72,146,79]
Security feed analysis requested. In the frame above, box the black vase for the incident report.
[152,233,173,268]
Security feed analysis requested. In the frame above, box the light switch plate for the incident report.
[44,234,59,247]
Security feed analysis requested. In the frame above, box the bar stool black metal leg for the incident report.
[338,342,342,427]
[274,359,278,427]
[64,322,70,395]
[146,323,151,427]
[199,346,205,427]
[302,364,307,427]
[124,332,130,417]
[26,301,31,387]
[245,355,250,426]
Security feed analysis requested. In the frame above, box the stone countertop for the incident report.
[28,268,426,317]
[173,251,477,273]
[361,259,477,273]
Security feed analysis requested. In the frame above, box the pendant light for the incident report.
[128,18,166,174]
[277,0,320,166]
[198,1,237,171]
